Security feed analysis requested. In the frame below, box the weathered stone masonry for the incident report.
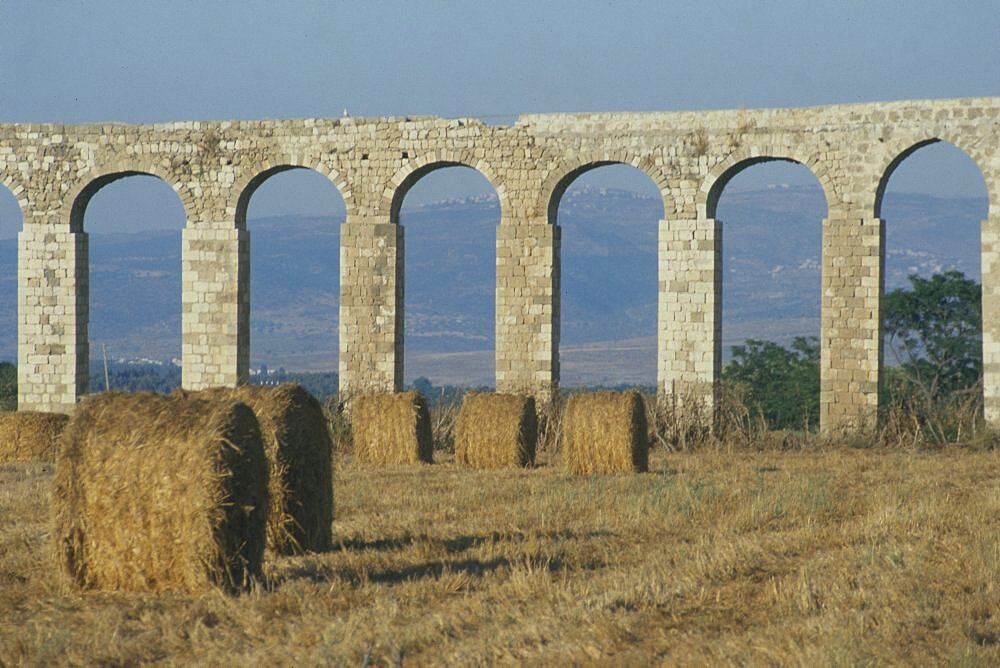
[3,97,999,430]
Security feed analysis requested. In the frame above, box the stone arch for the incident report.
[232,161,352,229]
[698,146,836,219]
[538,152,670,224]
[67,163,192,232]
[385,152,504,388]
[873,135,992,218]
[0,173,27,222]
[384,151,507,223]
[64,164,190,395]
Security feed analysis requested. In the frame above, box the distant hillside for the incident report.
[0,187,986,386]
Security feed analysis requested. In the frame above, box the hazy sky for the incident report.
[1,0,997,235]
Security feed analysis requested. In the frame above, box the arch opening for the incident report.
[395,164,499,392]
[875,140,989,220]
[705,158,811,220]
[236,165,346,230]
[0,183,21,371]
[715,159,828,430]
[877,140,989,410]
[879,140,988,288]
[240,167,346,396]
[390,162,499,225]
[550,163,664,389]
[76,173,187,393]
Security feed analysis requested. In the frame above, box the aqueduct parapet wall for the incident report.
[3,97,999,430]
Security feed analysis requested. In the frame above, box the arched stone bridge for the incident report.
[3,97,999,430]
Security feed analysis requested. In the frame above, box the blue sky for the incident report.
[1,0,997,234]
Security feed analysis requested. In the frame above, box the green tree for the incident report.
[723,336,820,430]
[0,362,16,410]
[883,271,982,403]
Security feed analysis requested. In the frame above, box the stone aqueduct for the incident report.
[3,97,999,430]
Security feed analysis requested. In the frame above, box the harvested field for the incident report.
[2,448,1000,664]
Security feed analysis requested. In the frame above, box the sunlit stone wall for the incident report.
[3,98,998,431]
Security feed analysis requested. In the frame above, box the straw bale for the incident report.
[455,393,536,468]
[188,384,333,554]
[0,411,69,462]
[561,391,649,474]
[351,391,433,464]
[52,392,268,593]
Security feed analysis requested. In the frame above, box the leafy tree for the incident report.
[0,362,16,410]
[723,336,820,430]
[883,271,981,403]
[272,371,340,403]
[411,377,434,398]
[407,377,471,407]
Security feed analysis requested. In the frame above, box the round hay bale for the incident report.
[0,411,69,463]
[187,384,333,555]
[351,391,433,465]
[52,392,268,594]
[561,391,649,474]
[455,392,536,469]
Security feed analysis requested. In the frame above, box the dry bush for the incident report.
[640,393,667,450]
[653,383,823,452]
[727,109,754,148]
[455,393,537,469]
[351,391,433,464]
[536,393,565,454]
[323,395,353,455]
[715,380,769,448]
[690,127,709,156]
[187,384,333,555]
[430,398,462,452]
[878,391,996,450]
[655,388,714,451]
[0,411,69,462]
[712,382,828,451]
[562,391,648,474]
[52,392,268,593]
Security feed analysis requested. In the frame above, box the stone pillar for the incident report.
[495,223,559,401]
[982,215,1000,424]
[820,217,882,432]
[657,218,721,412]
[17,227,88,413]
[339,217,404,397]
[181,227,248,390]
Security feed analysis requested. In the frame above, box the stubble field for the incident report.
[2,447,999,665]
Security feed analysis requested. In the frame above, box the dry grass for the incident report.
[2,446,1000,663]
[0,411,69,463]
[429,397,462,452]
[562,391,649,473]
[454,393,537,469]
[878,392,992,450]
[184,385,334,555]
[351,391,433,465]
[51,392,269,594]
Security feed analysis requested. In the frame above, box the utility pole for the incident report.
[102,343,111,392]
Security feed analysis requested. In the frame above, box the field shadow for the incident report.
[368,556,511,583]
[367,550,606,585]
[441,528,612,554]
[276,529,613,587]
[329,528,613,556]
